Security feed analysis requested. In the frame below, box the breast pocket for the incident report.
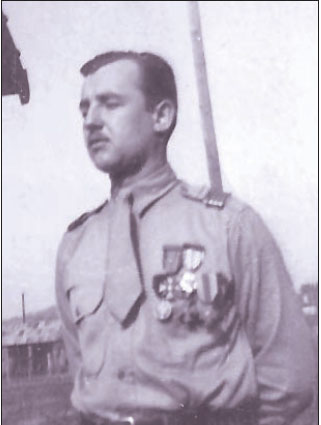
[67,282,107,377]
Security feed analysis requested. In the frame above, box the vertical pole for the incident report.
[28,345,33,378]
[187,1,226,201]
[48,351,53,375]
[22,292,26,324]
[4,347,11,382]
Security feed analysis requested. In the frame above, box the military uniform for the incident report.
[56,164,314,425]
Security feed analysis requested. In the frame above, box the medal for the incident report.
[163,245,183,274]
[154,244,206,305]
[179,271,197,295]
[197,273,218,304]
[177,245,205,296]
[153,275,176,300]
[155,300,173,321]
[182,245,205,272]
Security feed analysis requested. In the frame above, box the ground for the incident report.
[2,374,77,425]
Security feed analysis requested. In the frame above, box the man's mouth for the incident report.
[88,138,110,149]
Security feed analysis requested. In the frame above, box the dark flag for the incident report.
[2,11,30,104]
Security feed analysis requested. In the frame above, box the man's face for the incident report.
[80,59,155,175]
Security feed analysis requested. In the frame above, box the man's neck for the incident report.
[110,156,168,198]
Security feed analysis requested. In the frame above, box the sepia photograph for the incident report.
[2,2,318,425]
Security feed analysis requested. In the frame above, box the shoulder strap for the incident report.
[180,182,230,209]
[67,200,108,232]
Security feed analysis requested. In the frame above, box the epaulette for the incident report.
[180,183,230,209]
[67,200,108,232]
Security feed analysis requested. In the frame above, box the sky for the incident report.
[2,1,318,319]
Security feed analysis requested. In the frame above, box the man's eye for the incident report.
[104,100,121,109]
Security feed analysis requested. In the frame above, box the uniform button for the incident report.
[118,368,135,383]
[118,368,125,380]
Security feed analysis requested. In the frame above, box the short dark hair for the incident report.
[80,51,178,140]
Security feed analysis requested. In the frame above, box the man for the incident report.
[56,51,315,425]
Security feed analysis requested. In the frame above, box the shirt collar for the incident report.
[110,163,179,218]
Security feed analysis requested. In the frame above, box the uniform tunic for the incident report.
[56,164,315,425]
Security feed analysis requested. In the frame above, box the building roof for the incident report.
[2,320,62,346]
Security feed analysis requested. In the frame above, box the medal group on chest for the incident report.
[152,244,232,331]
[153,244,204,322]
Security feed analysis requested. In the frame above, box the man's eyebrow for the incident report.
[79,93,124,109]
[96,92,124,102]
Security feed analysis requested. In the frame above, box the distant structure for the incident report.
[2,320,68,381]
[2,11,30,104]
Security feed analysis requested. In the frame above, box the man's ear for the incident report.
[152,99,176,134]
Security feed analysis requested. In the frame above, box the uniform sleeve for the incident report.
[55,234,81,378]
[227,206,315,425]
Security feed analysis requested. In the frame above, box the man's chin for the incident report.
[90,156,116,174]
[89,153,142,177]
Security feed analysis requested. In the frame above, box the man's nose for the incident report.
[84,104,103,131]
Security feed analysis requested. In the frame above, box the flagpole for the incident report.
[187,1,226,202]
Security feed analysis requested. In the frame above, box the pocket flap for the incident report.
[68,284,104,324]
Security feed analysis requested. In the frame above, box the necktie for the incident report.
[106,192,143,324]
[105,164,178,324]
